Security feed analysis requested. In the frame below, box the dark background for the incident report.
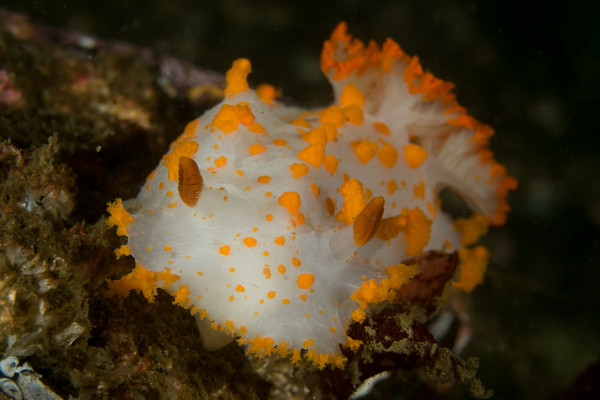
[2,1,599,398]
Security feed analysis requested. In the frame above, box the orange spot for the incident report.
[274,236,285,246]
[403,207,432,256]
[297,144,325,168]
[278,192,301,216]
[324,154,338,174]
[229,295,235,302]
[403,144,428,168]
[219,245,231,255]
[413,179,425,200]
[263,267,271,279]
[214,155,227,168]
[164,245,173,252]
[235,284,246,292]
[248,143,267,155]
[377,142,398,168]
[278,264,286,274]
[319,106,346,127]
[310,183,320,198]
[301,127,327,146]
[387,179,398,195]
[290,116,312,128]
[291,257,302,267]
[376,214,408,240]
[290,163,309,178]
[266,214,273,221]
[297,273,315,289]
[282,298,290,305]
[257,175,271,184]
[273,138,287,146]
[243,237,257,247]
[343,105,364,124]
[248,122,266,134]
[339,83,365,107]
[373,121,391,135]
[267,291,276,299]
[351,140,377,164]
[321,122,338,141]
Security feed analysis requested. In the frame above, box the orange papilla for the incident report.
[278,192,301,216]
[224,58,251,97]
[210,103,255,134]
[489,175,518,226]
[248,143,267,155]
[106,198,134,236]
[403,207,433,257]
[339,83,365,107]
[403,144,428,169]
[321,22,368,81]
[324,154,338,174]
[377,142,398,168]
[290,162,309,178]
[351,140,377,164]
[297,144,325,168]
[296,273,315,290]
[343,105,364,125]
[452,246,490,292]
[301,127,328,146]
[319,106,346,127]
[376,214,407,240]
[106,265,159,302]
[336,178,366,225]
[163,140,199,181]
[404,56,457,105]
[380,37,405,73]
[256,83,281,106]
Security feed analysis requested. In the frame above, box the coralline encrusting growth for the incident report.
[106,21,516,383]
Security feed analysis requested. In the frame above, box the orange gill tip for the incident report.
[353,196,385,246]
[178,156,204,207]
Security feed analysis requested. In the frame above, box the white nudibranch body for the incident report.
[107,22,516,368]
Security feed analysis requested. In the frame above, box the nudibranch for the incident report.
[106,22,516,369]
